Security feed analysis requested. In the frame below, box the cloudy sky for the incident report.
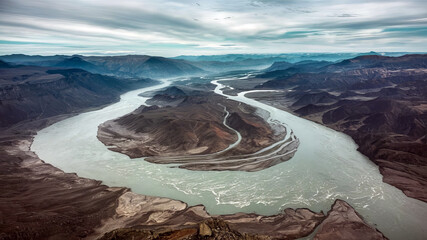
[0,0,426,56]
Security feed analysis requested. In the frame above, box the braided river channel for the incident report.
[32,73,427,239]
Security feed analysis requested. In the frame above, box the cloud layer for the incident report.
[0,0,426,56]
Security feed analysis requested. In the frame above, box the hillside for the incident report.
[0,66,155,129]
[249,54,427,202]
[0,54,206,79]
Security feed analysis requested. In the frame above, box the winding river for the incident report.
[32,73,427,239]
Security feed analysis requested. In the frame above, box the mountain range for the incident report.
[253,54,427,202]
[1,52,419,80]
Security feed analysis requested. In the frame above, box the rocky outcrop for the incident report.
[98,219,269,240]
[219,208,325,239]
[97,199,390,240]
[314,200,388,240]
[94,192,326,240]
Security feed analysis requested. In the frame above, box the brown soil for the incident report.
[97,94,289,171]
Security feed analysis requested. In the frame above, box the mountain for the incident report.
[292,91,338,107]
[0,66,155,129]
[264,61,293,72]
[173,54,285,62]
[187,57,289,72]
[145,86,189,106]
[0,54,68,66]
[79,55,206,78]
[174,52,415,73]
[0,60,12,68]
[323,54,427,72]
[174,52,411,64]
[258,54,427,90]
[259,60,332,79]
[0,54,206,79]
[97,91,281,171]
[54,56,100,72]
[252,54,427,202]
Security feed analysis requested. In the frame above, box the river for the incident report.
[32,73,427,239]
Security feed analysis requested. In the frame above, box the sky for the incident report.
[0,0,426,57]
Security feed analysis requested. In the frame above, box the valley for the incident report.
[2,0,426,239]
[1,53,426,240]
[97,86,292,171]
[240,54,427,203]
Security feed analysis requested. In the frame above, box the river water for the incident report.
[32,73,427,239]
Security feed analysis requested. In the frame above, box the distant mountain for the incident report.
[265,61,293,72]
[324,54,427,71]
[257,54,427,90]
[258,60,331,79]
[0,54,206,79]
[174,52,412,64]
[173,54,284,62]
[173,52,416,73]
[265,60,331,72]
[0,60,12,68]
[188,57,283,72]
[0,54,68,66]
[54,56,100,72]
[76,55,206,79]
[176,54,337,72]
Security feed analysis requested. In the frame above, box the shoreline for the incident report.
[0,85,387,239]
[246,92,427,204]
[0,127,379,240]
[96,93,294,172]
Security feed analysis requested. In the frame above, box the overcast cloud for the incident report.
[0,0,426,56]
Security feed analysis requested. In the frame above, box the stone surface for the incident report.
[314,200,388,240]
